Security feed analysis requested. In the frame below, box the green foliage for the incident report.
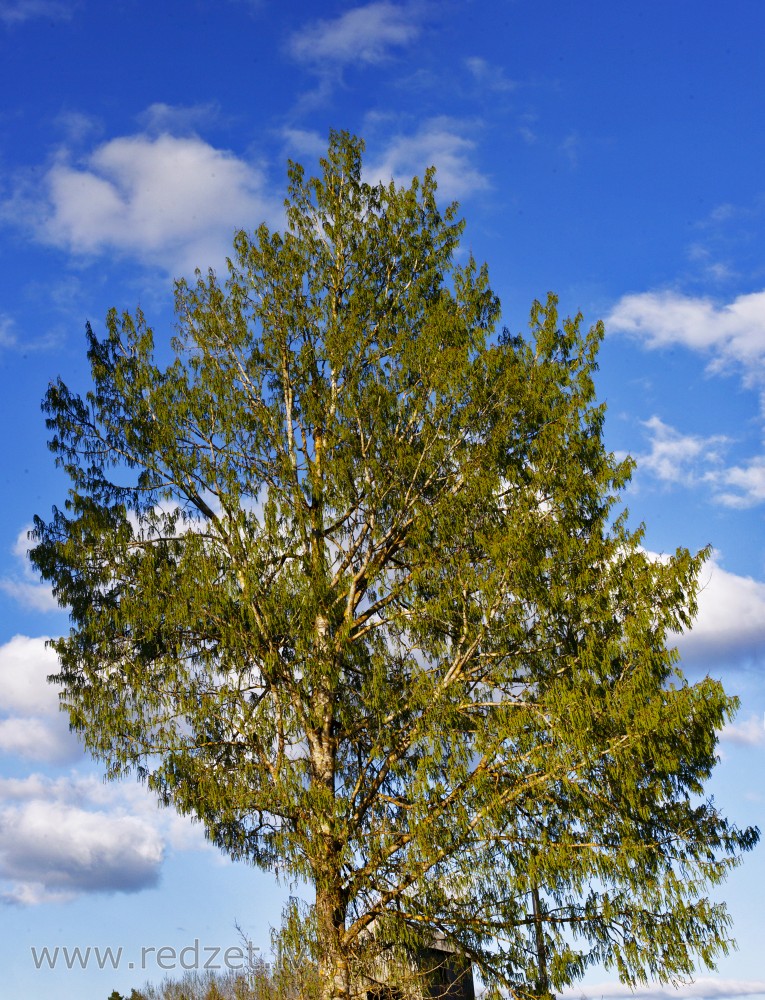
[269,899,322,1000]
[32,132,757,1000]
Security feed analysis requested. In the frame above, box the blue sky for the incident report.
[1,1,764,997]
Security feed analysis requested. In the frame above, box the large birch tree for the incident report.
[31,132,757,1000]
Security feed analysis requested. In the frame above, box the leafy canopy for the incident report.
[32,132,758,1000]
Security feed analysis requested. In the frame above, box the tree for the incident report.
[31,132,757,1000]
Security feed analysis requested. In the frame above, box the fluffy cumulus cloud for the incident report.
[0,776,164,904]
[289,1,420,67]
[0,630,213,905]
[674,552,765,668]
[0,634,81,764]
[0,635,59,715]
[0,769,210,904]
[364,118,490,202]
[4,130,280,275]
[607,289,765,383]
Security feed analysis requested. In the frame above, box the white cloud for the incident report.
[675,553,765,668]
[0,769,210,904]
[713,455,765,508]
[0,577,60,611]
[686,241,736,284]
[137,101,223,136]
[565,979,765,1000]
[0,525,60,612]
[0,771,201,846]
[281,127,330,160]
[289,2,420,67]
[0,634,60,716]
[720,713,765,747]
[53,109,102,145]
[0,797,163,902]
[0,313,15,348]
[633,417,765,509]
[0,716,78,762]
[0,0,73,24]
[607,289,765,383]
[559,132,581,169]
[464,57,516,92]
[636,416,729,487]
[606,284,765,507]
[57,773,209,854]
[0,635,81,764]
[0,314,61,355]
[4,132,280,275]
[281,120,490,202]
[364,118,490,202]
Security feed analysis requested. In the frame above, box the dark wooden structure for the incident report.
[362,927,475,1000]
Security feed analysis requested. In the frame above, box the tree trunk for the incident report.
[531,881,551,998]
[316,879,349,1000]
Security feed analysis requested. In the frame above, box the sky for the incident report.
[0,1,764,997]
